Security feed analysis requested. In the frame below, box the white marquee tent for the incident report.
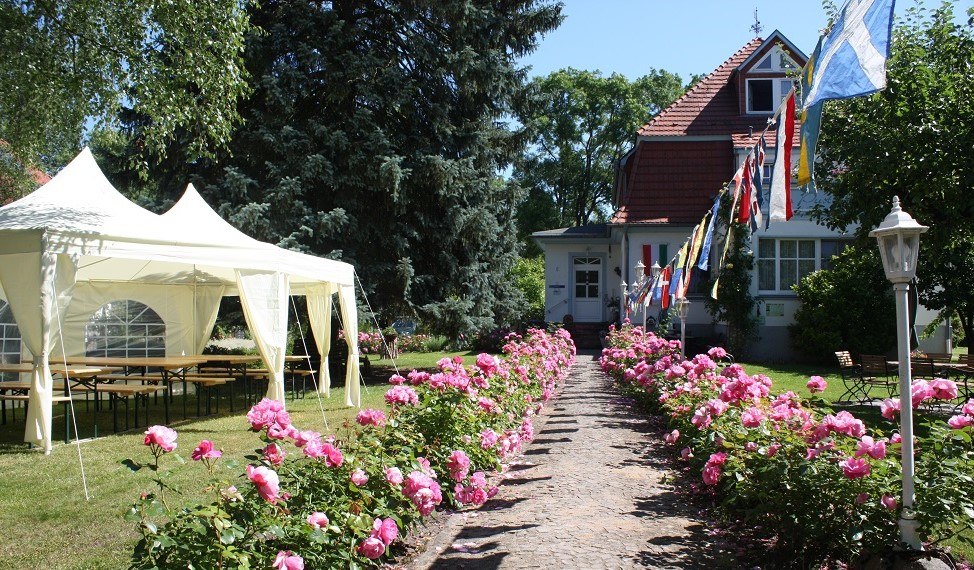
[0,148,361,453]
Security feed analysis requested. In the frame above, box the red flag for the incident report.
[660,267,672,309]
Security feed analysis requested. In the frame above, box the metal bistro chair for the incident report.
[834,351,863,404]
[858,354,897,402]
[910,355,937,380]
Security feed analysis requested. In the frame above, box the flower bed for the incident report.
[128,328,575,569]
[599,323,974,564]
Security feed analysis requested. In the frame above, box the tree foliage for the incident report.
[0,0,252,188]
[113,0,563,339]
[514,68,686,230]
[789,244,896,363]
[704,222,758,358]
[812,2,974,347]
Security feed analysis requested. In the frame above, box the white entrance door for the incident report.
[572,257,602,322]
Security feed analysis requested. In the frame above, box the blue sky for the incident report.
[519,0,974,82]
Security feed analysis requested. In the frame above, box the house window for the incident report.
[758,238,817,292]
[85,300,166,358]
[0,300,22,382]
[820,239,852,270]
[746,78,796,114]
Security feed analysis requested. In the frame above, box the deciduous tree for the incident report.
[812,2,974,347]
[0,0,252,194]
[514,68,687,229]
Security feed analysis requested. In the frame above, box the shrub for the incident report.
[127,329,576,569]
[600,323,974,565]
[790,244,896,362]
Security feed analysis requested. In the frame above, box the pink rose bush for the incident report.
[599,323,974,564]
[129,328,574,569]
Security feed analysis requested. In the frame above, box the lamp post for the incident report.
[650,261,662,331]
[634,261,646,329]
[677,297,690,359]
[869,196,928,551]
[620,280,627,325]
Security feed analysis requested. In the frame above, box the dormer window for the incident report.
[747,78,795,113]
[744,45,799,114]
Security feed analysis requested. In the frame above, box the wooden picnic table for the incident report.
[0,363,116,378]
[63,356,206,423]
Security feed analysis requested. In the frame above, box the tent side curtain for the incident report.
[0,251,77,453]
[236,270,290,404]
[338,283,360,407]
[306,285,333,396]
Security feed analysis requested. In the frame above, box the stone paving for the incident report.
[409,351,722,569]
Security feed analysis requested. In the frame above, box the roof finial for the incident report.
[750,8,763,37]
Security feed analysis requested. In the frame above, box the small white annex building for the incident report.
[0,148,361,452]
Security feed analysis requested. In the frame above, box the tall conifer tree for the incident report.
[122,0,563,338]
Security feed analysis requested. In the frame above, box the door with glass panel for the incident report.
[572,257,602,322]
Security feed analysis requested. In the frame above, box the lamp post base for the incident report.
[898,515,922,551]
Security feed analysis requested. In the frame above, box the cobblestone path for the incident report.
[410,351,721,569]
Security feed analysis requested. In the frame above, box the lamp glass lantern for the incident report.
[868,196,928,283]
[676,297,690,320]
[651,261,661,279]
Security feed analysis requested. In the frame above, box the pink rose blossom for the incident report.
[664,429,680,445]
[191,439,220,461]
[447,450,471,482]
[388,374,407,385]
[292,430,319,448]
[372,517,399,546]
[963,400,974,416]
[680,447,693,460]
[880,399,900,421]
[745,442,758,452]
[702,452,727,486]
[948,415,973,429]
[480,429,499,449]
[385,385,419,407]
[247,464,281,504]
[855,436,887,460]
[307,512,329,530]
[385,467,404,486]
[357,536,385,559]
[856,493,869,504]
[741,407,765,428]
[272,551,304,570]
[767,443,781,457]
[929,378,958,400]
[840,457,871,479]
[247,398,288,432]
[911,379,934,408]
[143,425,177,453]
[356,408,388,427]
[806,375,827,393]
[263,443,286,466]
[881,494,898,510]
[351,469,369,486]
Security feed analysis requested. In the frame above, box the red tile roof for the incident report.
[614,34,804,225]
[639,38,773,137]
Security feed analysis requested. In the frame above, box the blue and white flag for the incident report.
[802,0,895,111]
[697,195,722,270]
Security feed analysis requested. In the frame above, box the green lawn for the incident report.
[366,349,479,374]
[0,351,483,568]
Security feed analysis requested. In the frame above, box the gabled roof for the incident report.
[638,33,805,140]
[736,29,807,72]
[638,38,765,137]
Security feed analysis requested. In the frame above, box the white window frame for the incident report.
[85,300,167,358]
[746,78,796,114]
[757,238,818,294]
[0,300,22,382]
